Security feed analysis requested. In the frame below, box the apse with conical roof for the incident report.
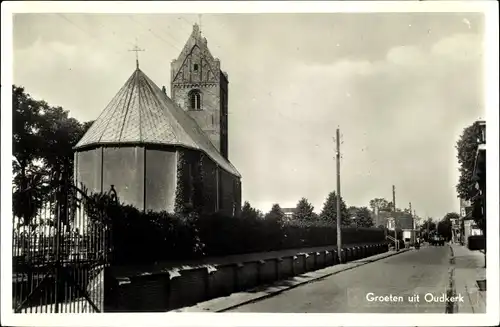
[74,35,241,215]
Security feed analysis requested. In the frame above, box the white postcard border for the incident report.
[1,1,498,326]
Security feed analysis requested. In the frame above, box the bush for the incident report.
[467,235,485,251]
[88,198,386,265]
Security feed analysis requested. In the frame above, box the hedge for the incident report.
[85,196,386,265]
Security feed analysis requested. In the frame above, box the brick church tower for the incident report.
[170,24,229,159]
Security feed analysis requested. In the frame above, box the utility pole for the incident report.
[409,202,413,245]
[413,209,417,242]
[427,217,430,240]
[382,207,387,239]
[392,185,398,251]
[392,185,396,211]
[336,128,342,263]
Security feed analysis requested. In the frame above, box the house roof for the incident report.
[396,215,414,230]
[376,210,414,229]
[74,67,240,178]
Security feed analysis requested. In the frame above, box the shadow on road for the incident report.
[245,279,299,294]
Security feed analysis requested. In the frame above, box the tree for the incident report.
[38,105,92,181]
[12,85,95,226]
[369,198,393,213]
[437,216,453,241]
[354,206,374,228]
[443,212,460,221]
[12,165,47,227]
[319,191,350,226]
[456,121,484,200]
[347,206,358,218]
[419,218,437,241]
[456,121,486,236]
[439,212,459,242]
[12,86,46,225]
[12,86,45,171]
[12,86,56,227]
[240,201,263,220]
[265,203,285,224]
[293,198,316,222]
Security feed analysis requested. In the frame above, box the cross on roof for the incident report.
[129,40,145,69]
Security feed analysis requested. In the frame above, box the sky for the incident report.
[13,11,485,220]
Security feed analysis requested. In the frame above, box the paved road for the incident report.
[228,244,452,313]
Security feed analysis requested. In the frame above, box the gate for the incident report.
[12,174,117,313]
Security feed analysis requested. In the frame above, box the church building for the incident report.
[73,24,242,216]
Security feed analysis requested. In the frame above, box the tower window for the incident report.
[193,64,199,71]
[189,89,202,110]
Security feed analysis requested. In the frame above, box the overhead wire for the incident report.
[56,14,304,127]
[55,13,135,56]
[124,15,242,121]
[127,15,185,53]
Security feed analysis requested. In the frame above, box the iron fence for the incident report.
[12,176,117,313]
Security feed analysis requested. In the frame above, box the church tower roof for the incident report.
[74,67,240,177]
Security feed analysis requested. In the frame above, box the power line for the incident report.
[126,15,297,127]
[56,13,90,36]
[178,16,193,27]
[127,16,184,53]
[58,14,311,129]
[55,14,134,56]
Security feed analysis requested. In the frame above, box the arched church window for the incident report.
[193,64,199,71]
[189,90,202,110]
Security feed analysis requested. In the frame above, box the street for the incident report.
[227,245,452,313]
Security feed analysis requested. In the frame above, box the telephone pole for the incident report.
[409,202,413,245]
[413,209,417,237]
[392,185,396,211]
[427,217,430,240]
[336,128,342,263]
[392,185,398,251]
[382,207,387,239]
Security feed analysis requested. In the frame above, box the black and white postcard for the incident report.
[1,1,498,326]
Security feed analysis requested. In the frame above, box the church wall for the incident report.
[145,148,177,213]
[75,149,103,194]
[176,148,240,216]
[218,168,240,217]
[234,178,242,217]
[202,154,218,213]
[102,147,145,210]
[176,149,198,210]
[219,71,229,159]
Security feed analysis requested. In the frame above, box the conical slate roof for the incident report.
[74,68,240,177]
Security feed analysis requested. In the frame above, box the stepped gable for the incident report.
[74,67,240,177]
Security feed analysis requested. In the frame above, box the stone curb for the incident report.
[446,244,457,313]
[176,248,410,312]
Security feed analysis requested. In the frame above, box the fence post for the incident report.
[53,175,65,313]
